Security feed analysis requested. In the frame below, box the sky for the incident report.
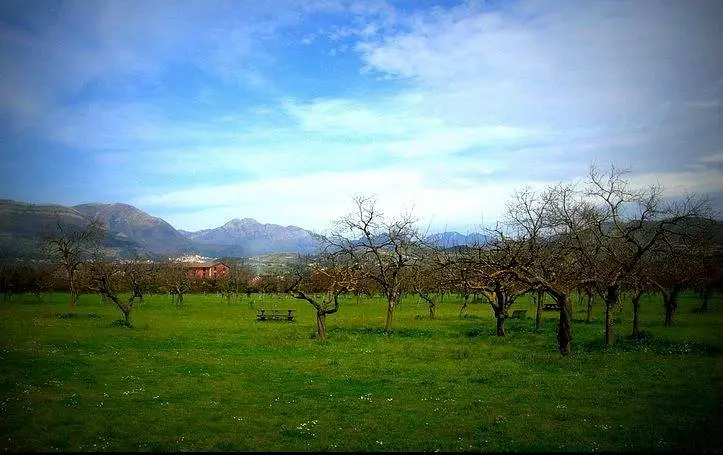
[0,0,721,234]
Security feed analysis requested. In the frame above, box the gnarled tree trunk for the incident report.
[316,312,327,339]
[604,284,619,345]
[699,288,711,312]
[68,273,78,312]
[663,287,680,327]
[495,309,506,336]
[416,290,436,319]
[493,288,508,337]
[535,290,544,332]
[459,293,469,316]
[557,293,572,356]
[631,291,643,339]
[385,295,397,334]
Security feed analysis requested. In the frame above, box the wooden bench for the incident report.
[510,309,528,319]
[543,303,561,311]
[257,309,296,322]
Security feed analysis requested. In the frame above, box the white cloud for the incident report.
[698,151,723,164]
[632,169,723,198]
[353,0,723,159]
[135,168,555,232]
[281,96,548,158]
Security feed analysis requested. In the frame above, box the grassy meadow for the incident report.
[1,291,721,452]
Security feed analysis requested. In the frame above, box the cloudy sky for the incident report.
[0,0,721,233]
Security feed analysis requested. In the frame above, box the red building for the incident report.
[185,261,231,279]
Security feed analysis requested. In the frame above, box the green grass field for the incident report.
[1,291,721,452]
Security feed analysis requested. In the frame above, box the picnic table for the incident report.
[257,309,296,322]
[510,309,528,318]
[542,303,561,311]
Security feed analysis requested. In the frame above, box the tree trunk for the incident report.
[493,288,507,337]
[459,294,469,316]
[663,288,679,327]
[586,294,593,323]
[535,290,543,332]
[496,310,506,337]
[385,296,397,334]
[663,294,673,326]
[68,275,77,312]
[631,293,642,339]
[700,289,711,312]
[417,292,436,319]
[557,293,572,356]
[123,308,131,327]
[316,312,327,339]
[604,285,619,345]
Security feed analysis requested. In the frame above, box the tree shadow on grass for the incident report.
[108,319,132,328]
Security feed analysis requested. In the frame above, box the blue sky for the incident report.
[0,0,721,233]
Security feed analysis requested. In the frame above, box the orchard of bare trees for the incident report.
[286,165,720,355]
[1,165,721,355]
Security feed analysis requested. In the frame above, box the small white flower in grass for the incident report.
[387,398,393,401]
[376,440,383,445]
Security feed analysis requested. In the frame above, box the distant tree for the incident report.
[0,262,20,302]
[407,247,444,319]
[123,258,156,304]
[162,261,192,308]
[693,246,723,312]
[223,260,254,303]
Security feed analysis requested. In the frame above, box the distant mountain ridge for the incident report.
[179,218,321,257]
[0,199,489,259]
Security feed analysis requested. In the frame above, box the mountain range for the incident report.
[0,200,486,260]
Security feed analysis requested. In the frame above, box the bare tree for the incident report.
[325,196,421,334]
[454,236,532,336]
[123,258,156,304]
[45,219,104,312]
[82,260,137,327]
[498,185,582,355]
[285,257,357,339]
[407,246,445,319]
[694,246,723,311]
[162,261,192,308]
[645,218,713,327]
[569,165,712,343]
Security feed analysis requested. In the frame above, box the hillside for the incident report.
[73,203,195,255]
